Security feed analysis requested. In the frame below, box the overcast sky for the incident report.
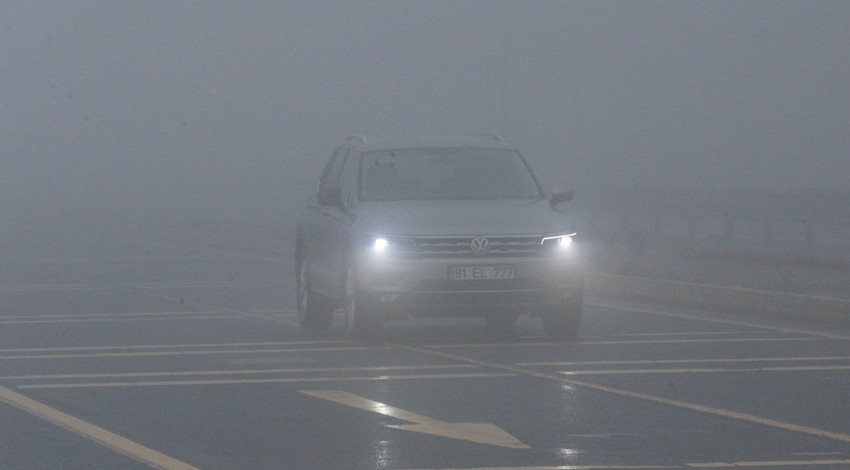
[2,1,848,221]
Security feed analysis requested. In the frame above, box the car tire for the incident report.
[343,264,383,339]
[296,258,334,331]
[541,301,582,339]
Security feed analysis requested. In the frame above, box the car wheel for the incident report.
[343,264,382,339]
[297,258,334,331]
[541,301,582,339]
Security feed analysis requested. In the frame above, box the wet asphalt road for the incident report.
[2,214,850,469]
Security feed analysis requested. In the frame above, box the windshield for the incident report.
[359,148,542,201]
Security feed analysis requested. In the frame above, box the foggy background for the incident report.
[2,1,849,233]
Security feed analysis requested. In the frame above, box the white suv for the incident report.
[295,135,584,338]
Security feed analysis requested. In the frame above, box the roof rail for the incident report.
[346,135,367,144]
[467,133,503,142]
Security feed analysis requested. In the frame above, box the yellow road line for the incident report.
[592,366,850,446]
[558,364,850,375]
[0,311,223,320]
[121,279,288,288]
[0,284,110,292]
[687,459,850,467]
[0,279,288,292]
[2,364,477,381]
[0,315,240,325]
[518,356,850,367]
[398,460,850,469]
[587,300,850,341]
[611,331,771,337]
[429,337,823,349]
[0,385,197,470]
[114,284,297,324]
[399,465,679,469]
[0,339,353,353]
[391,343,850,445]
[17,372,517,389]
[0,345,390,360]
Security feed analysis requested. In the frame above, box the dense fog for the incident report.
[2,1,848,230]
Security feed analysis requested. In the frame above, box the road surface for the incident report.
[2,214,849,469]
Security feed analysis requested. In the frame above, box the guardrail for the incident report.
[576,210,850,247]
[570,187,850,248]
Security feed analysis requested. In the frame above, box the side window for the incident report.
[338,150,359,204]
[318,147,350,192]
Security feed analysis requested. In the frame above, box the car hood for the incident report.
[353,199,575,237]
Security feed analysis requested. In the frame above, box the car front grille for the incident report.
[413,235,541,258]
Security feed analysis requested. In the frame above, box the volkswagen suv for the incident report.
[295,135,584,338]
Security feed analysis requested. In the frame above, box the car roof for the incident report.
[344,135,516,152]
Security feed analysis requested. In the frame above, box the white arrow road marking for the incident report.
[300,389,529,449]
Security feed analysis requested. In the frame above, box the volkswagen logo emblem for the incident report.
[470,236,490,256]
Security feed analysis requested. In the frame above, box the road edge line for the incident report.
[0,385,198,470]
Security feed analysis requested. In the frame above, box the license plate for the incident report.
[448,265,515,280]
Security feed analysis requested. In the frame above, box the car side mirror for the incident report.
[549,189,574,206]
[317,186,344,209]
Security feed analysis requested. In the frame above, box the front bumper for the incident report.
[354,252,584,318]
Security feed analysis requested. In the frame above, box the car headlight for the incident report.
[372,237,390,253]
[541,233,576,253]
[365,235,416,257]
